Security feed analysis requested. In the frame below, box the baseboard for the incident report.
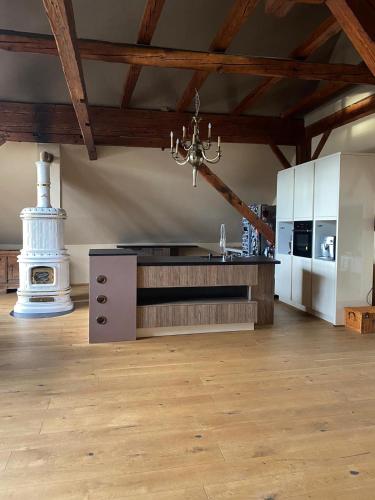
[277,296,308,312]
[278,297,339,325]
[308,308,338,325]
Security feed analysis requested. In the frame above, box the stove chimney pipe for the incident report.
[36,151,54,208]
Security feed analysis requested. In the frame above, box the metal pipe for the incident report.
[36,151,53,208]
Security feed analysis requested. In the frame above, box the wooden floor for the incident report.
[1,287,375,499]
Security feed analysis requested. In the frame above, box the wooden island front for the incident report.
[89,250,279,343]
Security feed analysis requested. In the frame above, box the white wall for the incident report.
[0,141,290,283]
[0,142,62,242]
[0,142,38,243]
[306,87,375,157]
[61,143,285,244]
[305,32,375,156]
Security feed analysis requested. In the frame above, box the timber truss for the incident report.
[0,0,374,242]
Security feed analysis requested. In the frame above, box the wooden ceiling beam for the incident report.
[121,0,165,109]
[265,0,295,17]
[198,163,275,244]
[176,0,258,112]
[281,80,351,118]
[232,78,278,115]
[306,92,375,137]
[0,101,305,147]
[290,15,340,59]
[269,143,292,169]
[265,0,324,17]
[42,0,96,160]
[1,30,375,84]
[311,129,331,159]
[326,0,375,77]
[296,137,312,164]
[232,15,340,114]
[176,71,210,113]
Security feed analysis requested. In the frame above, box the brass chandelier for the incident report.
[169,91,222,187]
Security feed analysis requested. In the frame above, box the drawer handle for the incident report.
[96,295,107,304]
[96,275,107,284]
[96,315,107,325]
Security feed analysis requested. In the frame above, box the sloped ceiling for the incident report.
[0,0,344,115]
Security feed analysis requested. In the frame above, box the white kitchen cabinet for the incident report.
[275,152,374,325]
[294,161,314,220]
[275,253,292,301]
[276,168,294,221]
[314,155,340,219]
[311,259,336,321]
[292,256,312,307]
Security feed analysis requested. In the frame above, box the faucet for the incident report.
[219,224,243,260]
[219,224,227,261]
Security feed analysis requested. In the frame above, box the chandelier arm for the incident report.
[205,157,221,164]
[172,150,188,161]
[171,150,190,165]
[175,157,190,166]
[202,150,221,163]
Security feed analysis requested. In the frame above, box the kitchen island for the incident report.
[89,250,279,343]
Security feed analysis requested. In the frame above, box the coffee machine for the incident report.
[321,236,336,260]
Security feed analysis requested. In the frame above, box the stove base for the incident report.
[13,289,74,317]
[11,306,74,319]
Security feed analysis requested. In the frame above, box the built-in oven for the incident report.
[293,221,313,258]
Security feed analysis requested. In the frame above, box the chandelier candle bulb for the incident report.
[218,136,221,149]
[208,122,211,140]
[182,126,186,140]
[170,131,173,152]
[175,138,179,155]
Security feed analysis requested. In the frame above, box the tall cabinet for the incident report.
[275,152,374,325]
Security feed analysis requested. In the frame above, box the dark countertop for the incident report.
[117,244,199,248]
[89,249,137,256]
[89,249,279,266]
[136,256,280,266]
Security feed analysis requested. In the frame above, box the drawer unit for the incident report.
[0,250,20,293]
[89,254,137,343]
[137,264,258,288]
[137,300,257,329]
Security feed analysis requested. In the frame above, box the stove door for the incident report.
[31,266,55,285]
